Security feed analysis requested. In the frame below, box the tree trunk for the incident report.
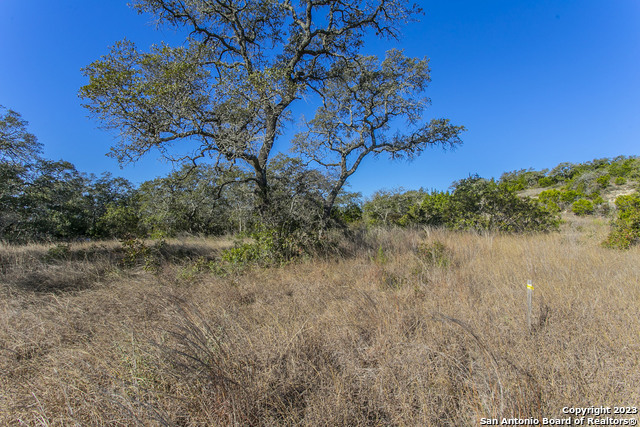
[322,175,349,227]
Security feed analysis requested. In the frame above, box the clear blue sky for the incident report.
[1,1,639,195]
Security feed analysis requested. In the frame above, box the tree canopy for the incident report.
[0,105,42,166]
[80,0,464,224]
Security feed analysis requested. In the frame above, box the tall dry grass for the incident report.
[0,221,638,425]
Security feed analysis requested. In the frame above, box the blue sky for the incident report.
[1,1,639,195]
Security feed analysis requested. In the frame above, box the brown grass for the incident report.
[1,221,638,425]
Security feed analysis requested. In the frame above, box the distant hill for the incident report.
[499,156,640,215]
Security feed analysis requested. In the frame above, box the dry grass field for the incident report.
[1,218,639,426]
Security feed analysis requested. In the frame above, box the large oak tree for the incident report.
[80,0,463,223]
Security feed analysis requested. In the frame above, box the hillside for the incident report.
[500,156,640,214]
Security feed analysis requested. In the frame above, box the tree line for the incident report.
[1,104,562,244]
[0,105,365,243]
[4,1,638,249]
[8,102,640,251]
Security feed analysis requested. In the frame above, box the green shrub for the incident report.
[120,237,147,268]
[363,189,426,227]
[221,228,278,266]
[571,199,594,216]
[98,203,142,238]
[537,176,555,187]
[609,157,637,178]
[373,245,388,266]
[539,188,588,209]
[120,236,166,271]
[538,189,561,203]
[447,176,560,233]
[603,193,640,249]
[560,189,585,204]
[332,203,363,224]
[220,224,319,267]
[416,240,451,268]
[538,189,563,211]
[45,243,71,262]
[542,200,561,213]
[615,176,627,185]
[603,228,636,249]
[596,174,611,188]
[499,168,547,191]
[399,191,450,227]
[177,256,213,281]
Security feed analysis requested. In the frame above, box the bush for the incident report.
[609,156,638,178]
[560,189,585,204]
[221,225,320,267]
[538,189,562,209]
[416,240,451,268]
[447,176,559,233]
[596,174,611,188]
[539,188,586,209]
[568,171,599,195]
[98,203,142,238]
[363,189,426,227]
[615,177,627,185]
[332,202,363,224]
[603,193,640,249]
[45,243,71,262]
[120,236,167,271]
[399,191,450,227]
[542,200,561,214]
[571,199,594,216]
[221,228,279,266]
[499,168,547,191]
[537,176,556,187]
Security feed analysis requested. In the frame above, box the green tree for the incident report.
[0,106,144,242]
[324,189,363,224]
[0,105,43,166]
[364,188,426,226]
[447,176,559,232]
[137,164,251,236]
[499,168,547,191]
[264,155,329,231]
[79,0,461,227]
[0,163,27,240]
[403,191,451,227]
[90,173,140,238]
[548,162,577,183]
[18,161,92,240]
[0,106,43,241]
[98,200,143,238]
